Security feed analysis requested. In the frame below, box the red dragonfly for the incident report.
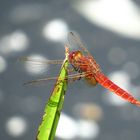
[21,32,140,107]
[68,32,140,107]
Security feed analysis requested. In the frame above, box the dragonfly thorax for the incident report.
[68,50,83,63]
[68,50,84,72]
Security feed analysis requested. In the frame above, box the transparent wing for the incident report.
[19,57,63,65]
[24,77,59,86]
[24,72,90,86]
[18,57,64,76]
[68,31,91,55]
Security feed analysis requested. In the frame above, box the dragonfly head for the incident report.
[68,50,83,63]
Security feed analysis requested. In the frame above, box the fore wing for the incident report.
[19,57,63,65]
[68,32,91,56]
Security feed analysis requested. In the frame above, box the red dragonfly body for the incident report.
[68,32,140,106]
[22,32,140,107]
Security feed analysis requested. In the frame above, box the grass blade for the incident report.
[36,47,69,140]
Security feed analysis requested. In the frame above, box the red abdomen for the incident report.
[95,72,140,106]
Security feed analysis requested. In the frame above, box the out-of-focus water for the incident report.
[1,0,140,140]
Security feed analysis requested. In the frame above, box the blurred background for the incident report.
[1,0,140,140]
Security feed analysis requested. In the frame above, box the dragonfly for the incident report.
[21,32,140,107]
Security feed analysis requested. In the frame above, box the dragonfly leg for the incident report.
[67,74,82,83]
[67,67,75,74]
[70,63,83,73]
